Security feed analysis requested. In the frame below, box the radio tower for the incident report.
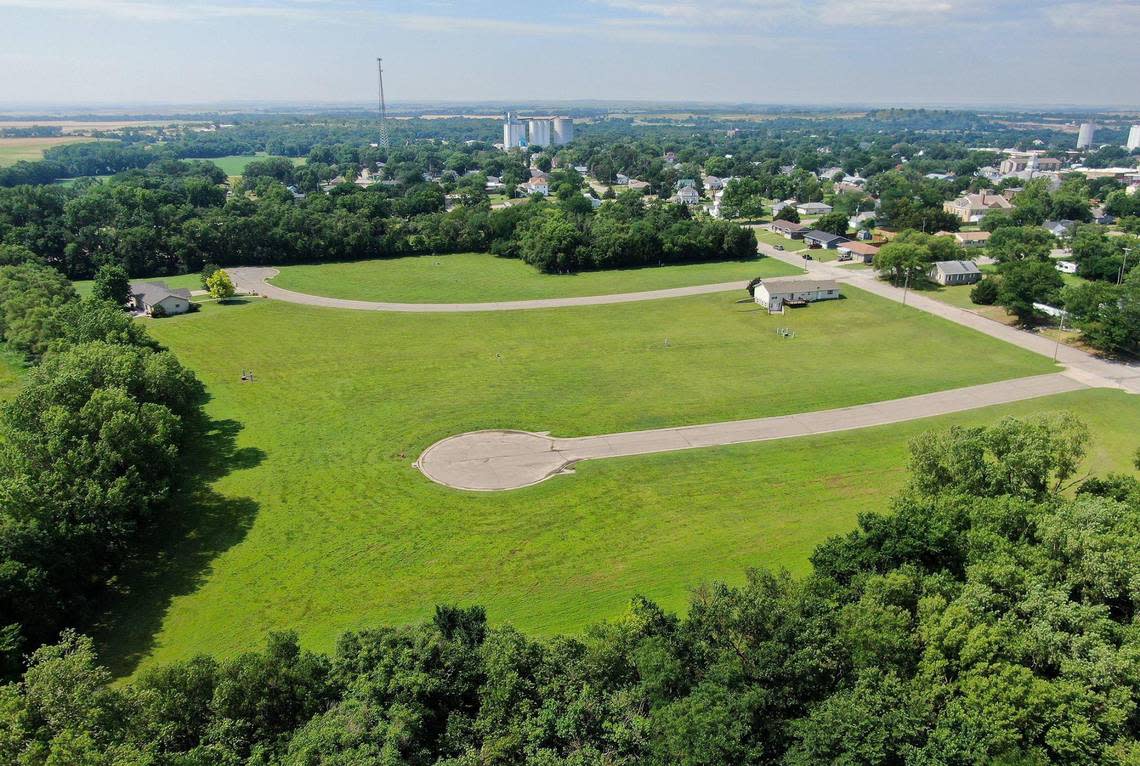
[377,57,389,149]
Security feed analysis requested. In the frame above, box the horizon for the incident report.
[2,1,1139,109]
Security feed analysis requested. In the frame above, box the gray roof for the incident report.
[802,230,848,244]
[932,260,981,276]
[770,220,807,231]
[759,276,841,294]
[133,281,192,304]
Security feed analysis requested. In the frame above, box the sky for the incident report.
[0,0,1138,109]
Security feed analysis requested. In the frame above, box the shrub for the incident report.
[970,278,998,305]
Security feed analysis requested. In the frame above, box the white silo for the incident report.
[503,112,526,149]
[1077,122,1096,149]
[1127,125,1140,151]
[552,117,574,145]
[528,119,552,148]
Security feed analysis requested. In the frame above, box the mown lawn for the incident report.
[751,227,809,252]
[99,286,1067,677]
[269,252,802,303]
[206,154,306,176]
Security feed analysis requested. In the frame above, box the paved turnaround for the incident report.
[417,373,1087,491]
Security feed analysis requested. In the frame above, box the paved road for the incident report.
[229,267,746,313]
[417,373,1088,491]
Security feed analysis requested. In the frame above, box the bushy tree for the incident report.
[206,268,236,301]
[996,259,1064,323]
[91,263,130,307]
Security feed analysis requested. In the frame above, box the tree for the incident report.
[91,263,130,307]
[1064,271,1140,355]
[995,259,1064,324]
[206,269,236,301]
[970,278,999,305]
[775,206,801,223]
[0,264,78,359]
[874,242,929,285]
[987,226,1054,262]
[200,262,220,289]
[814,211,850,237]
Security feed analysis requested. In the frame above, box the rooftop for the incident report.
[932,260,981,275]
[760,276,841,293]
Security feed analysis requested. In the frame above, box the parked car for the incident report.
[837,253,852,262]
[774,244,785,251]
[802,253,813,260]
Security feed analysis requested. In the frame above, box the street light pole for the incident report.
[1120,247,1133,286]
[902,269,911,305]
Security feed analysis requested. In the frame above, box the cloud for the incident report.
[1044,0,1140,33]
[0,0,329,22]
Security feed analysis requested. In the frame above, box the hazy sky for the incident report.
[1,0,1138,108]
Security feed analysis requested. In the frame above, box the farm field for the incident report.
[207,154,306,176]
[97,285,1062,677]
[0,136,98,166]
[269,252,802,303]
[73,272,202,299]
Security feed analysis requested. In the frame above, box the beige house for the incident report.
[132,282,192,316]
[928,260,982,286]
[754,276,841,311]
[943,191,1013,223]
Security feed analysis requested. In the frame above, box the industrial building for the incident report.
[503,112,526,149]
[501,113,575,150]
[1127,125,1140,152]
[1077,122,1096,149]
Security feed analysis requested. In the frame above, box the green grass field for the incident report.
[207,154,306,176]
[73,272,203,300]
[0,346,26,400]
[269,253,802,303]
[751,227,809,252]
[93,284,1069,678]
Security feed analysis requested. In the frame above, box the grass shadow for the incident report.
[89,416,265,677]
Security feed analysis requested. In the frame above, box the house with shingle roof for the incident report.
[132,282,192,316]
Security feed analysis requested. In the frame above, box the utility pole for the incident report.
[377,57,389,149]
[1053,311,1066,362]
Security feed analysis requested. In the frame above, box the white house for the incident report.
[753,276,841,311]
[521,178,550,196]
[132,282,192,316]
[796,201,833,216]
[615,173,630,185]
[674,186,701,206]
[848,211,876,229]
[772,198,797,216]
[928,260,982,286]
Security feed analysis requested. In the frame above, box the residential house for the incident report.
[521,178,550,196]
[615,173,630,185]
[796,201,833,216]
[1043,219,1078,237]
[703,175,725,190]
[673,186,701,206]
[768,220,808,239]
[848,211,876,229]
[802,230,849,249]
[817,166,843,180]
[772,198,798,216]
[626,179,651,192]
[1091,206,1116,225]
[945,230,991,248]
[943,191,1013,223]
[676,178,696,189]
[836,241,880,263]
[573,165,589,175]
[132,282,192,316]
[754,276,841,312]
[928,260,982,286]
[1056,261,1078,274]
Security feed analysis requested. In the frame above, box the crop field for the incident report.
[93,283,1071,677]
[269,252,802,303]
[0,136,98,166]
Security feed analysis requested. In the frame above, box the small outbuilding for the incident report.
[928,260,982,286]
[132,282,192,316]
[753,276,841,312]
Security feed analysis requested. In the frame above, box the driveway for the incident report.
[228,266,746,313]
[417,373,1088,491]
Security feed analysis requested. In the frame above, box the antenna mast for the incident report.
[377,57,389,149]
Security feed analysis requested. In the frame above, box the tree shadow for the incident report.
[89,415,265,677]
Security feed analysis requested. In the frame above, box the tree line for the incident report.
[2,413,1139,764]
[0,161,756,280]
[0,262,207,678]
